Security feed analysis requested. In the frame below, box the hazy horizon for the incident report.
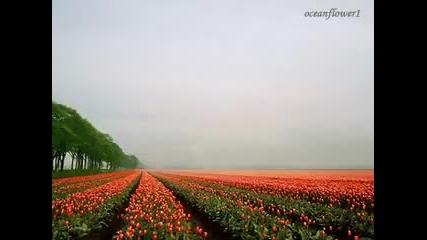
[53,0,374,170]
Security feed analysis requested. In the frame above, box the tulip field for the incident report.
[52,170,374,240]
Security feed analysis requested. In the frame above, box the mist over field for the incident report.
[53,0,374,170]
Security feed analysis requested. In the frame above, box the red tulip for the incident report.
[272,225,278,233]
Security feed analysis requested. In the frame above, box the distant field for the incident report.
[159,169,374,178]
[52,169,114,179]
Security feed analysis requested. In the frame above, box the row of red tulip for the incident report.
[163,171,374,213]
[52,171,134,200]
[52,171,142,239]
[52,171,133,186]
[53,171,141,218]
[152,172,333,240]
[153,171,373,240]
[115,171,207,240]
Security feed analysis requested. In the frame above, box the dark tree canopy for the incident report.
[52,101,141,171]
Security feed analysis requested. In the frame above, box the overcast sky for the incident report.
[52,0,374,169]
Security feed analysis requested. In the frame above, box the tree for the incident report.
[52,101,142,172]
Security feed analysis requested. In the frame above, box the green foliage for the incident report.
[52,101,142,172]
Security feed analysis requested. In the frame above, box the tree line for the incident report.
[52,101,141,171]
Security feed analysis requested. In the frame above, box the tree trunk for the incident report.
[57,152,62,170]
[78,154,82,170]
[81,155,84,170]
[71,154,75,170]
[54,153,60,171]
[52,151,55,171]
[60,152,66,171]
[76,155,79,170]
